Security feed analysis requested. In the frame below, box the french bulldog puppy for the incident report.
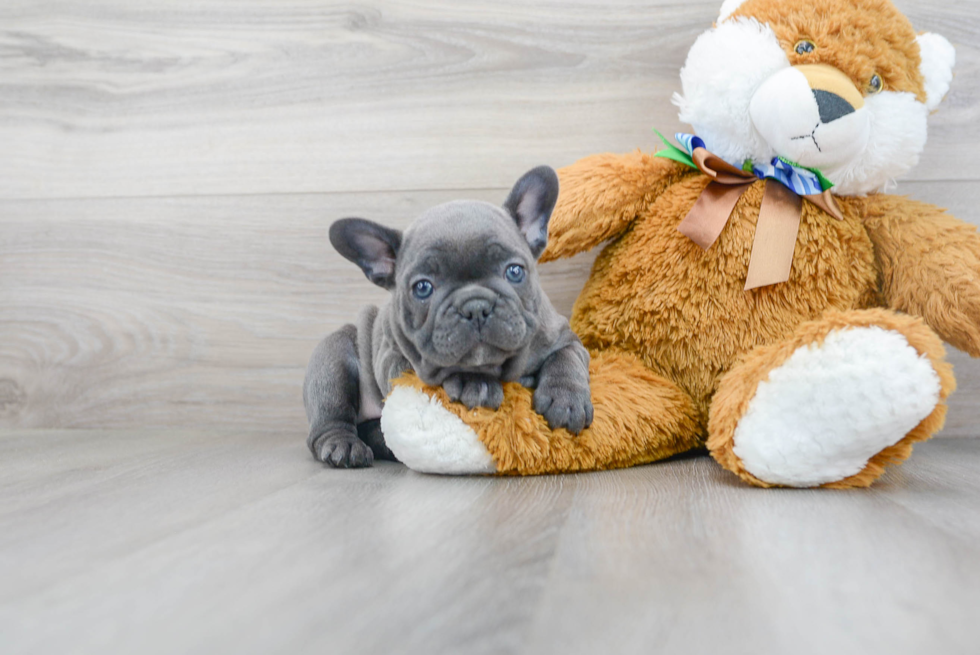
[304,166,593,468]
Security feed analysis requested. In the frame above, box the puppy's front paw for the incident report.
[443,373,504,410]
[311,430,374,468]
[533,382,594,435]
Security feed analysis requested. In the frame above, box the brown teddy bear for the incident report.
[379,0,977,488]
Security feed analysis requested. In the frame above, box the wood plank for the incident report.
[0,429,577,655]
[0,190,598,431]
[3,182,978,434]
[2,430,980,654]
[0,0,976,200]
[871,439,980,542]
[524,442,980,655]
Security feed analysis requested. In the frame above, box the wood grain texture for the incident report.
[0,189,598,431]
[0,0,977,199]
[1,0,979,435]
[2,429,980,655]
[3,183,977,434]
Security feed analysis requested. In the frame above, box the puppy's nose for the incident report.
[459,298,493,326]
[813,89,855,124]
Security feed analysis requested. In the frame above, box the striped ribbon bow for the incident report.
[656,131,843,290]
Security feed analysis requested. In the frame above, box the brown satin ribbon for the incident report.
[676,146,843,291]
[744,180,802,290]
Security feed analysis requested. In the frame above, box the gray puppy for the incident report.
[303,166,592,468]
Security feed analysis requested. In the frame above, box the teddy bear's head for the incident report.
[673,0,955,195]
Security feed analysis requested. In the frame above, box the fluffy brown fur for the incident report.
[392,350,702,475]
[729,0,927,100]
[386,0,976,487]
[393,152,976,485]
[548,163,882,425]
[537,151,978,486]
[707,309,955,488]
[860,194,980,356]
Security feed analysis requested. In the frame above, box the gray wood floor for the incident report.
[2,429,980,655]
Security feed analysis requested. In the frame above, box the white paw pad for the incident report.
[733,327,941,487]
[380,386,497,475]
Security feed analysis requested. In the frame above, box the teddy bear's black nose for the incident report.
[813,89,855,124]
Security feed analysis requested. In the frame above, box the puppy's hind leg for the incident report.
[357,419,397,462]
[304,325,374,468]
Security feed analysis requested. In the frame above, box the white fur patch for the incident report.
[675,16,945,196]
[732,327,941,488]
[749,67,870,171]
[675,18,789,168]
[917,33,956,112]
[823,91,928,195]
[717,0,748,23]
[380,386,497,475]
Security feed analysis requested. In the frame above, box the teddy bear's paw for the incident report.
[380,385,498,475]
[728,326,943,488]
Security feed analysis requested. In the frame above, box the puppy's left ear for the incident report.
[503,166,559,259]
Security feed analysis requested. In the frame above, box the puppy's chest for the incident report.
[356,325,398,423]
[354,304,394,423]
[358,380,384,422]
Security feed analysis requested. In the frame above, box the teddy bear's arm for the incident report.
[863,194,980,357]
[539,151,683,263]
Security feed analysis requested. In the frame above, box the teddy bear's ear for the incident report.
[717,0,748,22]
[917,32,956,111]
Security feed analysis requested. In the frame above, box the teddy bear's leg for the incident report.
[380,383,499,475]
[381,350,702,475]
[708,309,956,488]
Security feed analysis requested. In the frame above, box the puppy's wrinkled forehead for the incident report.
[398,200,529,277]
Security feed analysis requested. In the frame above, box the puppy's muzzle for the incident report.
[457,297,494,329]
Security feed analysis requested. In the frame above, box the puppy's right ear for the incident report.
[503,166,560,259]
[329,218,403,289]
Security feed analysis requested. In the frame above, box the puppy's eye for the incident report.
[505,264,525,284]
[866,73,883,95]
[794,40,815,55]
[412,279,433,299]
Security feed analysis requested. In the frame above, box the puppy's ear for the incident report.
[329,218,403,289]
[503,166,560,259]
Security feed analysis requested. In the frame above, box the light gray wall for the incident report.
[1,0,978,434]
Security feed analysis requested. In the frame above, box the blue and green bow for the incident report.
[654,131,843,290]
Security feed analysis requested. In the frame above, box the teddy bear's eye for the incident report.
[794,40,815,55]
[867,74,884,95]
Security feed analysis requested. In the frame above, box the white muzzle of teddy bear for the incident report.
[749,64,869,171]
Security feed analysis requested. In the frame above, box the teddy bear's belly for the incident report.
[569,183,879,421]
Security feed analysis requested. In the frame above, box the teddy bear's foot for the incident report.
[382,350,702,475]
[708,309,955,488]
[380,385,498,475]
